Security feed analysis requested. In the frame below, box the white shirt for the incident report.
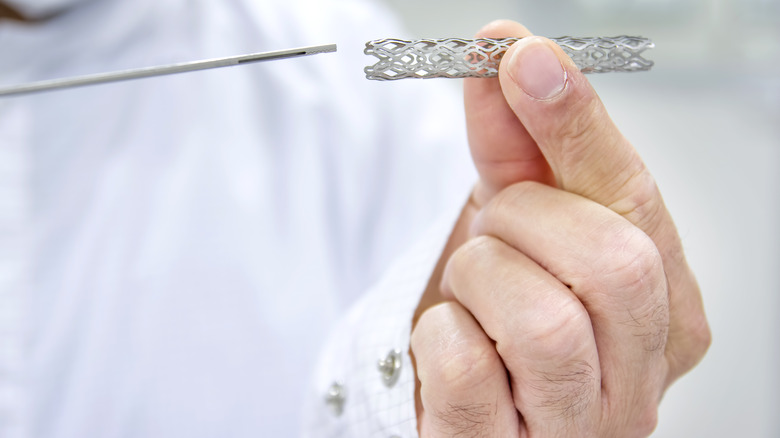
[303,205,463,438]
[0,0,476,436]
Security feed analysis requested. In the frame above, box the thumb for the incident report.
[497,35,651,217]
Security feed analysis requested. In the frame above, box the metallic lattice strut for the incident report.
[364,37,654,80]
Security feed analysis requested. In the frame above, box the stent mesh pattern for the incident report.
[364,36,654,80]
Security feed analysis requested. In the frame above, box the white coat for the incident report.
[0,0,476,436]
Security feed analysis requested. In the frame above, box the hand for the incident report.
[411,21,710,437]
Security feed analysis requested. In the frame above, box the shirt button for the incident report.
[324,381,346,417]
[377,349,402,388]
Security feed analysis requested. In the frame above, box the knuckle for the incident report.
[436,335,500,392]
[668,310,712,373]
[630,405,660,438]
[608,167,661,225]
[482,180,541,224]
[604,394,660,438]
[690,317,713,358]
[525,359,599,420]
[641,302,671,353]
[592,225,663,295]
[430,402,496,437]
[555,91,603,148]
[413,304,501,393]
[504,297,590,363]
[549,92,621,173]
[609,405,658,438]
[445,235,503,286]
[451,235,498,267]
[445,236,483,276]
[587,226,671,353]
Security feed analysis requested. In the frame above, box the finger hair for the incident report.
[432,401,497,438]
[619,303,670,353]
[526,360,598,421]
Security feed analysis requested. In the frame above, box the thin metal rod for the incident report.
[0,43,337,97]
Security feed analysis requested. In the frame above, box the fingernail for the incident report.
[508,38,567,100]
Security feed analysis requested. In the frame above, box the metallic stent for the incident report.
[364,37,654,80]
[0,44,337,97]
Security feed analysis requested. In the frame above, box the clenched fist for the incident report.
[411,21,710,438]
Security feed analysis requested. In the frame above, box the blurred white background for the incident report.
[381,0,780,436]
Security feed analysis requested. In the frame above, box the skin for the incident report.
[0,1,25,20]
[0,1,66,22]
[411,20,711,437]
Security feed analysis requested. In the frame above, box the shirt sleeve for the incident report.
[301,200,466,438]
